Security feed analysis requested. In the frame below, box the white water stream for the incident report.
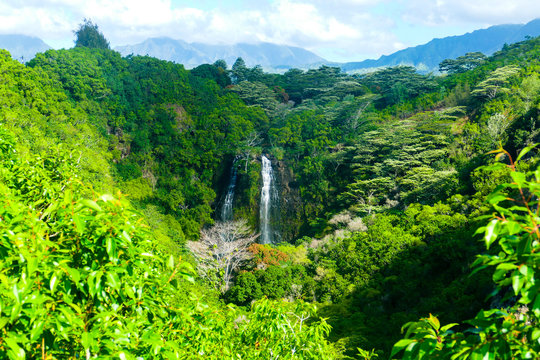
[260,155,277,244]
[221,160,238,221]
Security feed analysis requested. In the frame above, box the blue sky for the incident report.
[0,0,539,62]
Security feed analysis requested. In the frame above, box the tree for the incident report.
[191,63,231,87]
[471,65,520,99]
[439,52,487,74]
[239,131,262,171]
[213,59,228,70]
[187,220,258,292]
[74,19,110,49]
[360,66,437,106]
[230,81,280,116]
[231,57,249,84]
[486,112,512,147]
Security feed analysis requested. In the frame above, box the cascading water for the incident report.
[259,155,279,244]
[221,159,238,221]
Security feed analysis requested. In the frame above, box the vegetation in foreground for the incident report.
[0,21,540,358]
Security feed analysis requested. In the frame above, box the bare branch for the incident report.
[187,220,258,293]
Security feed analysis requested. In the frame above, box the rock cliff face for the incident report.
[274,159,303,242]
[220,156,261,229]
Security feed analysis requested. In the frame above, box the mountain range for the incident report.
[0,34,50,62]
[341,18,540,73]
[1,18,539,72]
[115,38,325,69]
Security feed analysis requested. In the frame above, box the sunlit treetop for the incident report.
[74,18,110,50]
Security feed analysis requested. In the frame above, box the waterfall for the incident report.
[260,155,279,244]
[221,159,238,221]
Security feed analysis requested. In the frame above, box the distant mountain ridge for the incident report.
[2,18,539,72]
[115,38,326,69]
[341,18,540,73]
[0,34,51,62]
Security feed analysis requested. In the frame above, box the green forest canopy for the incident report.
[0,30,539,358]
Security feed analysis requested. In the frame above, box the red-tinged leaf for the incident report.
[427,314,440,330]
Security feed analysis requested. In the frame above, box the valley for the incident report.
[0,19,539,359]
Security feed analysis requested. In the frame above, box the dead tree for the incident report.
[187,220,257,293]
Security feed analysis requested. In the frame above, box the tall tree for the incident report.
[73,19,110,49]
[231,57,249,84]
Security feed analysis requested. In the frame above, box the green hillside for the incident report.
[0,25,539,359]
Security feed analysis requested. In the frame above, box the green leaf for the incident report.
[427,314,440,331]
[50,273,58,294]
[515,144,538,162]
[27,257,38,276]
[81,332,93,349]
[510,171,526,188]
[391,339,416,357]
[73,214,86,233]
[80,199,102,212]
[122,230,132,243]
[106,272,120,291]
[495,263,517,271]
[12,283,20,304]
[532,328,540,341]
[4,337,25,360]
[532,292,540,317]
[10,303,21,321]
[67,267,81,283]
[487,194,507,205]
[505,221,522,235]
[167,254,175,270]
[101,194,115,202]
[519,264,533,280]
[30,320,45,341]
[440,323,459,333]
[512,272,525,295]
[106,237,116,258]
[484,220,499,249]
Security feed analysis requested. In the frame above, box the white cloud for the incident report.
[0,0,400,60]
[400,0,540,26]
[0,0,538,61]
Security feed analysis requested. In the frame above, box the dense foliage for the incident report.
[1,30,540,358]
[221,36,540,357]
[74,19,110,50]
[392,147,540,359]
[0,79,339,358]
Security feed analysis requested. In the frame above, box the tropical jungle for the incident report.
[0,20,540,359]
